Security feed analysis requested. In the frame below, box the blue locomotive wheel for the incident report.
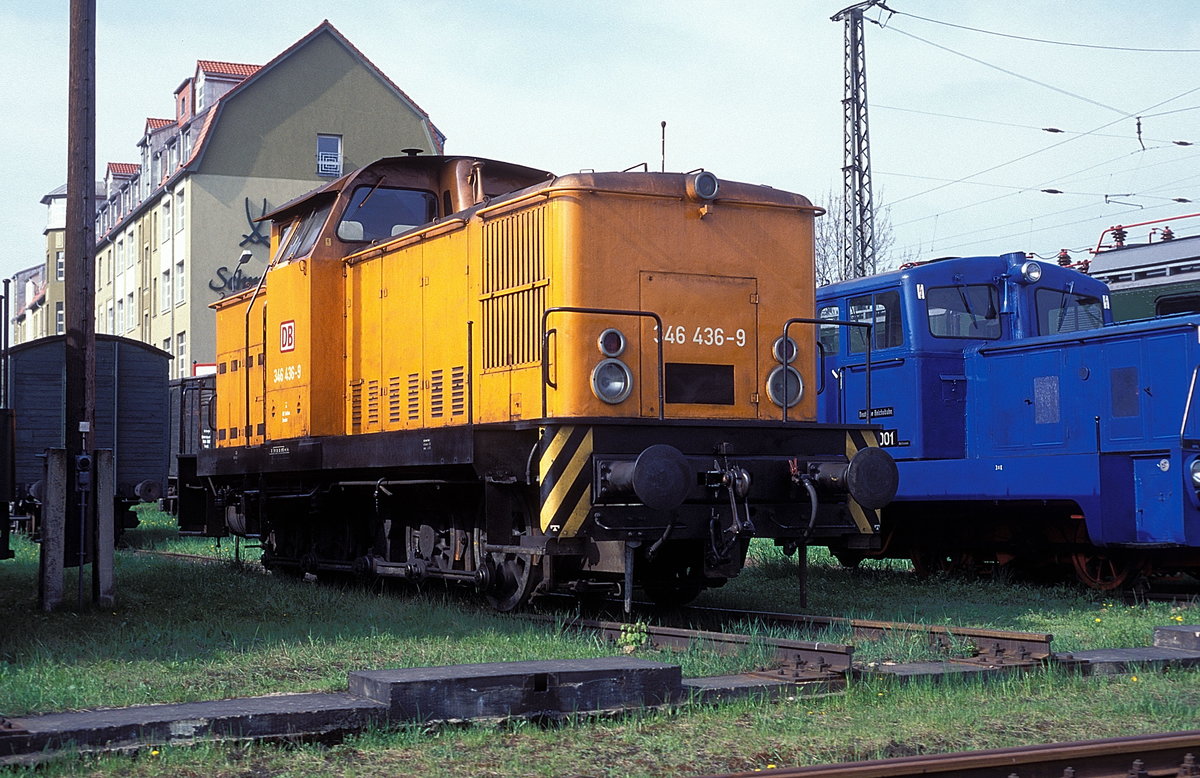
[1070,550,1145,591]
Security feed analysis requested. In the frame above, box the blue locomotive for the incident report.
[816,252,1200,589]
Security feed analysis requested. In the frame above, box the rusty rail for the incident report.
[702,730,1200,777]
[674,604,1054,666]
[556,617,853,686]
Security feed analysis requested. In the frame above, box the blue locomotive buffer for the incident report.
[815,252,1200,587]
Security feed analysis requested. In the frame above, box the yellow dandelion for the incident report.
[1131,675,1139,682]
[1172,615,1184,623]
[1094,617,1102,623]
[767,765,776,769]
[150,749,160,756]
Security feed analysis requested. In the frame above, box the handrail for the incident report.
[540,307,665,421]
[1181,363,1200,442]
[783,317,873,424]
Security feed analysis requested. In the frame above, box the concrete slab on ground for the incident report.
[1,692,383,762]
[1154,624,1200,651]
[1067,646,1200,675]
[349,656,681,722]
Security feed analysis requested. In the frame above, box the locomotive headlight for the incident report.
[686,171,720,201]
[1019,260,1043,284]
[1190,459,1200,490]
[598,328,626,357]
[773,336,798,364]
[592,358,634,404]
[766,365,803,408]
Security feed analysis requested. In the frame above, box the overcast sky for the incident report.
[2,1,1198,282]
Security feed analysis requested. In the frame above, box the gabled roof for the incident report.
[196,60,261,80]
[145,117,174,132]
[107,162,140,178]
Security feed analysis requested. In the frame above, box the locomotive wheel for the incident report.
[486,551,542,612]
[910,549,975,578]
[833,550,865,569]
[643,578,703,608]
[1070,550,1143,590]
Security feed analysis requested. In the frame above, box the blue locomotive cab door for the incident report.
[839,289,908,429]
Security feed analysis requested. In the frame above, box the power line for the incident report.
[874,104,1190,145]
[884,7,1200,54]
[881,25,1130,115]
[888,84,1200,207]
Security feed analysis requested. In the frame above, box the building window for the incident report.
[126,292,134,332]
[162,337,171,355]
[55,302,64,335]
[116,298,124,332]
[316,134,342,177]
[107,301,114,334]
[55,250,65,281]
[175,189,185,230]
[161,270,171,311]
[175,260,185,305]
[177,331,187,377]
[115,241,124,277]
[162,202,172,241]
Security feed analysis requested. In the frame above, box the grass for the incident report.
[2,513,1199,776]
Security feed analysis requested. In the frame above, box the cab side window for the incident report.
[848,290,903,353]
[818,305,841,355]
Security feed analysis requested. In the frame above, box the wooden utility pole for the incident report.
[48,0,106,609]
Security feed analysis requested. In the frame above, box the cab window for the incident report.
[280,204,332,262]
[336,186,438,243]
[849,290,903,353]
[1036,288,1104,334]
[926,284,1001,339]
[818,305,841,355]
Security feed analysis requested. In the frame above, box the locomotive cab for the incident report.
[817,253,1111,461]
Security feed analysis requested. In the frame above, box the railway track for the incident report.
[705,730,1200,778]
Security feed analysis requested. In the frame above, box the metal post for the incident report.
[40,449,68,611]
[93,449,114,607]
[797,544,809,610]
[832,1,880,279]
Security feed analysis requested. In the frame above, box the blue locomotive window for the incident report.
[1036,289,1104,335]
[848,291,903,353]
[926,285,1000,339]
[337,186,438,243]
[818,305,840,354]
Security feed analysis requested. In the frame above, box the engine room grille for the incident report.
[430,369,445,418]
[481,207,548,369]
[388,376,402,424]
[367,380,380,428]
[350,381,363,433]
[407,373,420,421]
[451,366,466,416]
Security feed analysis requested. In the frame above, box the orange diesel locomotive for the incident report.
[181,154,897,610]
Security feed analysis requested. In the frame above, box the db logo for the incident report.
[280,320,296,352]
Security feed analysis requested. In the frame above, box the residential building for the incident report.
[15,20,444,377]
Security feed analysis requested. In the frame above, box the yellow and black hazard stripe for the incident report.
[845,429,882,535]
[538,425,594,537]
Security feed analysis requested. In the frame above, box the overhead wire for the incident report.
[884,8,1200,53]
[874,104,1190,145]
[862,5,1200,257]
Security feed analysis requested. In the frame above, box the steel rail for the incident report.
[702,729,1200,778]
[672,604,1054,665]
[551,616,854,682]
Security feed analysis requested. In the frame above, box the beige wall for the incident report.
[200,30,436,180]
